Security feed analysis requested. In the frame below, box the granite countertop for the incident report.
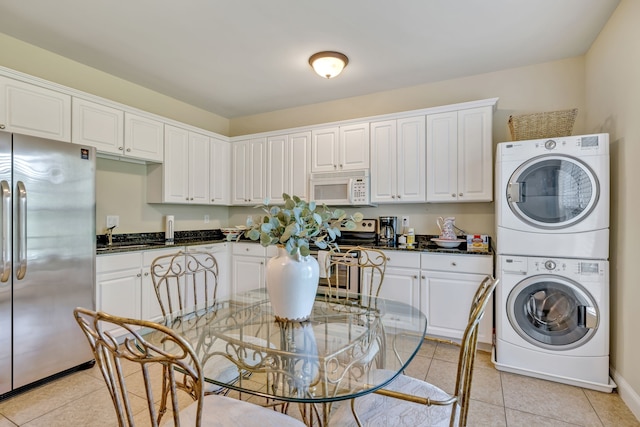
[96,229,227,254]
[96,231,492,256]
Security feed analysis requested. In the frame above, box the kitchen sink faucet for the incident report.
[106,225,116,246]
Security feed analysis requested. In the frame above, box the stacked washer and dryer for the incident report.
[493,133,615,392]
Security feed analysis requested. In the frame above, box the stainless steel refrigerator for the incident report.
[0,132,95,397]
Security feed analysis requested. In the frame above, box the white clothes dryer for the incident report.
[495,133,609,259]
[493,254,615,392]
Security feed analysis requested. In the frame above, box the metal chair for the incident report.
[316,247,388,369]
[73,308,305,427]
[150,251,220,317]
[150,250,242,395]
[330,275,499,427]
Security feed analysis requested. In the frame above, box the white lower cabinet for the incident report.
[231,243,277,294]
[96,252,144,335]
[420,253,493,344]
[98,244,234,334]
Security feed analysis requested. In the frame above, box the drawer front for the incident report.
[142,246,185,266]
[232,242,267,257]
[97,252,142,272]
[378,250,421,269]
[421,253,493,274]
[185,242,228,254]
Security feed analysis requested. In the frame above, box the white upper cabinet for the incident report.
[266,131,311,204]
[311,122,369,172]
[124,112,164,162]
[426,106,493,202]
[371,116,426,203]
[72,98,124,152]
[232,138,266,205]
[209,137,231,205]
[0,76,71,142]
[147,125,209,204]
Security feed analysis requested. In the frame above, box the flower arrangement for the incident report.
[238,194,363,256]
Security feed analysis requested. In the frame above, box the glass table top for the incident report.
[147,289,427,404]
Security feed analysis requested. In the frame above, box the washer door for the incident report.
[507,275,599,351]
[506,155,599,230]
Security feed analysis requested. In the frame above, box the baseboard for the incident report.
[611,367,640,421]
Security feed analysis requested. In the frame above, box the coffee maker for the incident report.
[378,216,398,247]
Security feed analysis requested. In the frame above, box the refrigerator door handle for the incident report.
[16,181,27,280]
[0,180,10,282]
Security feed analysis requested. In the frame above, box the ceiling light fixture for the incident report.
[308,51,349,79]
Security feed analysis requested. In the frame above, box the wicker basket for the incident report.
[508,108,578,141]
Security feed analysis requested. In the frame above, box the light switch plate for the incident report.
[106,215,119,228]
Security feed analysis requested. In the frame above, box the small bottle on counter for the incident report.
[406,228,415,247]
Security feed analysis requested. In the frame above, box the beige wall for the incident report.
[97,158,229,234]
[585,0,639,406]
[0,33,230,135]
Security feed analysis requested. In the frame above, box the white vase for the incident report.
[266,246,319,321]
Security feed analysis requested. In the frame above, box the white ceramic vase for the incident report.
[266,246,319,321]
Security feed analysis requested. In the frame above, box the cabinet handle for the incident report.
[211,198,215,202]
[118,146,124,151]
[260,261,264,265]
[333,165,337,169]
[386,257,391,261]
[397,195,401,199]
[391,195,396,199]
[458,193,463,197]
[413,275,418,279]
[144,272,149,276]
[339,164,343,168]
[451,262,457,266]
[0,124,5,129]
[451,193,456,197]
[126,148,131,152]
[186,197,189,201]
[137,273,142,277]
[421,275,426,279]
[190,197,194,200]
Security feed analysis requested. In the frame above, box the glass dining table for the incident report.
[147,289,427,426]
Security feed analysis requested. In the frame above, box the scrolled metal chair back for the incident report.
[73,307,205,427]
[150,251,219,317]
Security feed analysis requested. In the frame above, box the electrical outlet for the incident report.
[204,215,210,224]
[106,215,119,228]
[402,216,410,229]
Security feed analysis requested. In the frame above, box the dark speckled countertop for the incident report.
[96,229,226,254]
[97,231,492,256]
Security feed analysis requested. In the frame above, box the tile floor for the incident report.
[0,341,638,426]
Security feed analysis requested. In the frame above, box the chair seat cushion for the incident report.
[331,369,457,427]
[163,394,305,426]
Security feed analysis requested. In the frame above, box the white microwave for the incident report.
[309,170,371,206]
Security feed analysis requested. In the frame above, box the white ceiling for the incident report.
[0,0,620,118]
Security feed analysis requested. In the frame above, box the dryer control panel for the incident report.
[500,255,607,281]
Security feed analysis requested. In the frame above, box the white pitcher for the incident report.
[437,216,457,240]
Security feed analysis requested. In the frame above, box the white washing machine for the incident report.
[493,254,615,392]
[495,133,609,259]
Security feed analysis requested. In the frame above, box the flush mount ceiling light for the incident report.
[308,51,349,79]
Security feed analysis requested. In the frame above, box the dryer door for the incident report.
[506,155,599,230]
[507,274,599,351]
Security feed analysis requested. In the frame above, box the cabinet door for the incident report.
[339,123,369,170]
[209,137,230,205]
[288,131,311,200]
[0,76,71,142]
[232,255,265,294]
[397,116,426,202]
[163,125,190,203]
[189,132,210,204]
[72,98,123,154]
[370,120,397,203]
[266,134,289,204]
[231,141,249,204]
[421,270,493,344]
[457,106,493,202]
[426,111,458,202]
[124,112,164,162]
[97,268,141,333]
[311,127,339,172]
